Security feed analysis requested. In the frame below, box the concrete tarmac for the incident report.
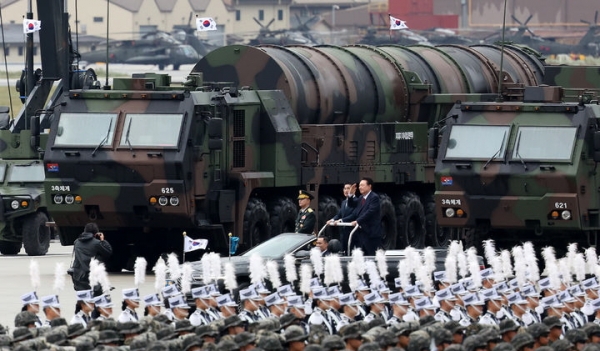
[0,240,157,332]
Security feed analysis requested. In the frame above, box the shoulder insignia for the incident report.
[307,208,313,213]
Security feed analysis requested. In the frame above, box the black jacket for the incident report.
[72,232,112,290]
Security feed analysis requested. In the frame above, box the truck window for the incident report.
[444,125,510,160]
[54,113,117,147]
[119,113,184,148]
[0,164,6,183]
[7,163,45,183]
[511,126,577,162]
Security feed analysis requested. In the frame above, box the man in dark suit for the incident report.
[341,178,382,255]
[328,183,354,253]
[316,235,331,256]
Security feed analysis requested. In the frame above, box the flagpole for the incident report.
[388,13,392,41]
[182,231,187,263]
[228,232,232,260]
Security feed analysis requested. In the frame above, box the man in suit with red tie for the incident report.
[341,177,382,255]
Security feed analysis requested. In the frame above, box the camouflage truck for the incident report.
[0,0,96,255]
[41,43,545,270]
[433,65,600,250]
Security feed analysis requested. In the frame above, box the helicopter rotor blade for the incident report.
[253,17,265,29]
[524,14,533,25]
[511,15,522,25]
[595,10,599,24]
[266,18,275,29]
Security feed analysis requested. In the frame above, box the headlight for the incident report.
[53,195,63,204]
[561,210,572,220]
[169,196,179,206]
[10,200,19,210]
[65,194,74,204]
[158,196,168,206]
[445,208,455,218]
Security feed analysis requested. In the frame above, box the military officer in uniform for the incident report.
[295,190,316,234]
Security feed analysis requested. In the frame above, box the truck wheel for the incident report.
[0,240,22,255]
[173,64,180,71]
[379,194,397,249]
[268,197,297,235]
[318,196,339,238]
[22,212,51,256]
[463,227,487,252]
[243,198,270,247]
[423,196,452,248]
[158,64,165,70]
[395,192,426,248]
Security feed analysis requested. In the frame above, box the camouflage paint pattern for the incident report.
[43,44,547,257]
[434,84,600,236]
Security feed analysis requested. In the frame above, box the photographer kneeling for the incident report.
[71,223,113,293]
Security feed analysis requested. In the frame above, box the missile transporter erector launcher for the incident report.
[433,66,600,249]
[43,44,545,270]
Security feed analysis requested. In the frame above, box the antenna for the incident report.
[496,0,508,102]
[104,0,110,89]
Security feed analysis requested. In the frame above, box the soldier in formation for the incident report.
[8,239,600,351]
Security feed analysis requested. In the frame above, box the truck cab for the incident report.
[434,85,600,247]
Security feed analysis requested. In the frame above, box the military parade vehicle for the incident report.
[433,65,600,250]
[0,0,96,255]
[40,40,548,270]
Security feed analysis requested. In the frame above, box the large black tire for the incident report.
[318,195,340,238]
[268,197,297,235]
[22,212,51,256]
[379,194,397,250]
[463,227,488,252]
[395,192,426,248]
[173,64,180,71]
[0,240,22,255]
[423,196,453,248]
[243,198,271,248]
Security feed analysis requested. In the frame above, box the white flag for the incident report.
[184,236,208,252]
[389,15,408,30]
[196,17,218,31]
[23,19,41,34]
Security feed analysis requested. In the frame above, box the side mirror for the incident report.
[428,127,439,160]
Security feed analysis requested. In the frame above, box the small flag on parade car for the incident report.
[389,15,408,30]
[196,17,218,31]
[23,19,41,34]
[184,236,208,252]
